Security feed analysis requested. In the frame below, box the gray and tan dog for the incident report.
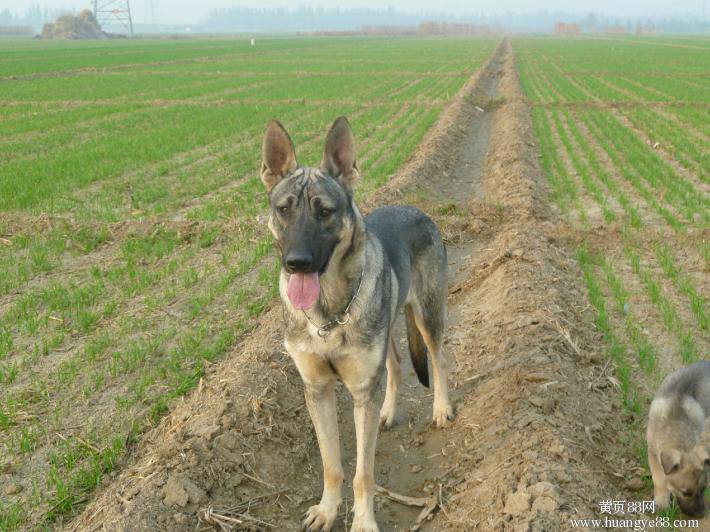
[260,117,453,531]
[647,360,710,517]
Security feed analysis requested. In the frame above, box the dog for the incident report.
[647,360,710,517]
[260,116,453,531]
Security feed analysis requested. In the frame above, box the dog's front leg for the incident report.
[337,349,383,532]
[302,378,343,531]
[648,449,671,510]
[290,348,343,531]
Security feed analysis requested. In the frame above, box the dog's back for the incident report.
[365,205,447,307]
[366,205,447,388]
[648,361,710,450]
[654,361,710,419]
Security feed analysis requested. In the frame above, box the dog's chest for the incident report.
[284,320,353,359]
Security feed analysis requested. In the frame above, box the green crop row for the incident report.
[518,36,709,515]
[516,37,709,105]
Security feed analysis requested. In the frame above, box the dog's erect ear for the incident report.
[261,120,297,193]
[660,449,682,476]
[692,445,710,468]
[321,116,359,190]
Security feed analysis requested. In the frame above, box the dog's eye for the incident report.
[319,208,332,218]
[277,205,289,215]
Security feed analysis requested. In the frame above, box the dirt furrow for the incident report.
[425,41,626,530]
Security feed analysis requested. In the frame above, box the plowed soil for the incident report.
[65,40,652,532]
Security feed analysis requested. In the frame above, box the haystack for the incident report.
[41,9,107,39]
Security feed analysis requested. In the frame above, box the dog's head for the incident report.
[260,117,360,311]
[660,445,710,517]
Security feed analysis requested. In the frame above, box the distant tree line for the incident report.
[203,6,473,32]
[316,22,496,37]
[202,6,709,33]
[1,4,708,34]
[566,12,707,33]
[0,4,69,31]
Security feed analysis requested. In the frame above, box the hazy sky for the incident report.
[5,0,706,24]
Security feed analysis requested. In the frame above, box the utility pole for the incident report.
[93,0,134,36]
[143,0,157,31]
[150,0,157,29]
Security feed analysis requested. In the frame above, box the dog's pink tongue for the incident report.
[287,272,320,310]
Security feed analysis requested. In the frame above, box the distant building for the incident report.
[418,21,494,36]
[0,25,33,35]
[605,25,628,34]
[553,22,580,36]
[635,23,658,35]
[314,22,495,37]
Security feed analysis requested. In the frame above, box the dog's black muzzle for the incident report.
[284,251,313,273]
[282,247,333,275]
[678,494,706,517]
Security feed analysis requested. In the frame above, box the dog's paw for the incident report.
[303,503,338,531]
[350,514,379,532]
[432,401,454,428]
[379,406,396,429]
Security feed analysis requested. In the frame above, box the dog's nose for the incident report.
[285,252,313,272]
[679,500,705,518]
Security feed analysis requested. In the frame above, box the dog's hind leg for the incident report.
[379,335,401,429]
[409,298,453,428]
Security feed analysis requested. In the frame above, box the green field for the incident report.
[517,34,709,515]
[0,35,496,529]
[2,33,708,529]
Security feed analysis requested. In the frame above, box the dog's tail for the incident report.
[405,305,429,388]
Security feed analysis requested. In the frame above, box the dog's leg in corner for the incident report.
[379,336,401,429]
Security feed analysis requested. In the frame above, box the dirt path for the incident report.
[65,40,637,532]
